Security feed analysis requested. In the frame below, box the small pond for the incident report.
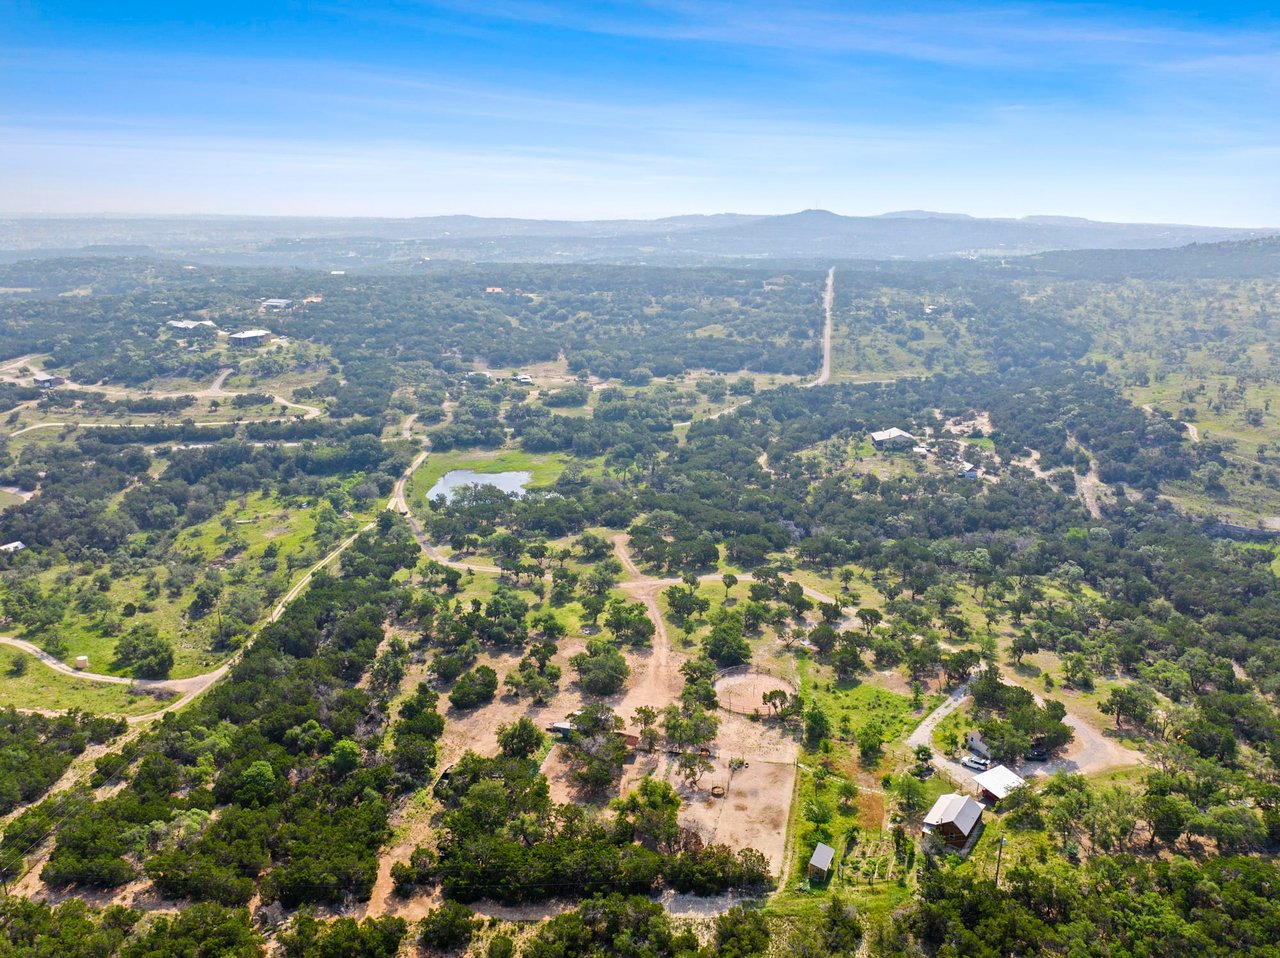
[427,469,531,501]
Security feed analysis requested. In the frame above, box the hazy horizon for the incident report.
[4,2,1279,227]
[1,209,1277,232]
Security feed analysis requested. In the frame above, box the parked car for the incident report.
[1026,747,1049,761]
[961,756,990,771]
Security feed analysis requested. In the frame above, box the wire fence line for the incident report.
[713,664,799,716]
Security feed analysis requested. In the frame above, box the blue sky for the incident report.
[2,1,1278,224]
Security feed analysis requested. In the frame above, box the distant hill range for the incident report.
[0,210,1275,268]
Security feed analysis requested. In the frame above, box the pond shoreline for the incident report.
[427,468,531,501]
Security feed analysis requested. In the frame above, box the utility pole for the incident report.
[994,834,1007,887]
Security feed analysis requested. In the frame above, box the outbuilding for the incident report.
[973,765,1026,804]
[923,793,984,848]
[966,730,991,759]
[261,298,293,310]
[613,731,640,751]
[32,372,64,388]
[808,842,836,881]
[0,541,25,553]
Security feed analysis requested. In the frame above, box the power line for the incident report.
[0,736,141,885]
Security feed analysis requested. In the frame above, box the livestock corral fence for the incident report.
[713,664,799,716]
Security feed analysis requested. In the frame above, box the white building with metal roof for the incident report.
[973,764,1026,803]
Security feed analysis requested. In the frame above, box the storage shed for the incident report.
[808,842,836,881]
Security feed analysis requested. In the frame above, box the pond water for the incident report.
[427,469,531,501]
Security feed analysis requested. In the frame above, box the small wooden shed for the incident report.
[808,842,836,881]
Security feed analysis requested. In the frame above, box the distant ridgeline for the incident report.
[0,211,1274,267]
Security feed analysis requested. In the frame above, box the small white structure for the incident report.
[0,541,25,553]
[974,765,1026,803]
[515,374,534,385]
[957,461,979,479]
[32,372,65,388]
[74,655,89,670]
[548,721,575,739]
[808,842,836,881]
[924,793,984,847]
[966,730,990,758]
[330,270,346,276]
[870,427,915,448]
[229,329,272,347]
[261,298,293,310]
[167,319,217,330]
[484,286,505,294]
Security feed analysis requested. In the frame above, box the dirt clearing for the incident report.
[714,668,796,716]
[619,710,798,875]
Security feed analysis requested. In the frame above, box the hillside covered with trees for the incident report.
[1,242,1279,956]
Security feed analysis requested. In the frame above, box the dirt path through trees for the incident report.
[803,266,835,388]
[3,364,322,438]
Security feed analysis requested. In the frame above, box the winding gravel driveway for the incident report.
[3,365,322,439]
[907,675,1141,789]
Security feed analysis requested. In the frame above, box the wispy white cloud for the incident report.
[1160,50,1280,85]
[414,0,1280,70]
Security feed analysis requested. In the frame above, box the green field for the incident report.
[0,650,163,717]
[798,662,929,757]
[14,492,357,682]
[406,448,574,513]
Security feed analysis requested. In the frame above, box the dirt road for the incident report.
[802,266,835,388]
[207,367,232,393]
[673,267,834,428]
[6,441,411,721]
[387,450,428,514]
[906,680,972,753]
[1067,437,1106,519]
[3,365,322,439]
[907,676,1140,788]
[1076,465,1105,519]
[365,531,797,919]
[1142,403,1199,444]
